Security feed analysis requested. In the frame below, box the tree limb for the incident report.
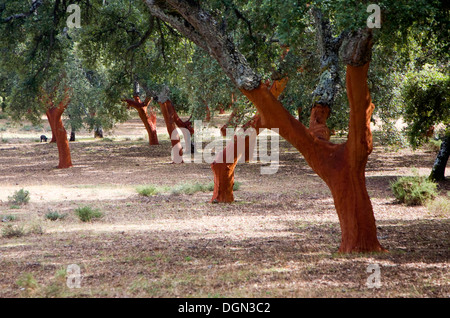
[1,0,43,23]
[145,0,261,90]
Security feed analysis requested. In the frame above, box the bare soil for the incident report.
[0,114,448,298]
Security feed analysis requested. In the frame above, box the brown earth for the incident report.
[0,114,448,298]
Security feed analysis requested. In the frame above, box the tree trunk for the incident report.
[46,110,57,143]
[205,104,211,122]
[70,130,76,142]
[169,102,194,154]
[240,64,384,253]
[429,134,450,181]
[159,100,183,162]
[94,126,104,139]
[145,1,384,253]
[46,107,73,169]
[136,107,158,145]
[123,96,159,145]
[211,79,286,203]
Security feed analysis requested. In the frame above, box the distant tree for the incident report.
[401,64,449,181]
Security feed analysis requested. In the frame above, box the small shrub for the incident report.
[233,181,242,191]
[75,206,103,222]
[8,189,30,205]
[1,215,17,222]
[391,175,438,205]
[170,182,213,195]
[16,273,39,292]
[136,185,162,197]
[1,224,25,238]
[45,211,67,221]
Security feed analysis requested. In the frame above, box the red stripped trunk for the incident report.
[211,79,287,203]
[124,97,159,145]
[240,64,383,253]
[46,107,72,169]
[138,107,159,145]
[46,111,57,143]
[159,100,183,162]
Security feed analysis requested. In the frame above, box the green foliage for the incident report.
[170,182,214,195]
[137,181,241,196]
[391,174,438,205]
[401,64,450,149]
[136,185,163,197]
[1,0,448,152]
[16,273,39,292]
[374,121,408,149]
[75,206,103,222]
[1,214,17,222]
[233,181,242,191]
[8,189,30,205]
[45,211,67,221]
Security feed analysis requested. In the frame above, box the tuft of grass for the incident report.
[75,206,103,222]
[28,223,45,235]
[137,181,242,197]
[170,182,213,195]
[1,224,25,238]
[426,196,450,217]
[8,188,30,205]
[1,215,17,222]
[136,185,163,197]
[391,174,438,205]
[16,273,39,295]
[45,211,67,221]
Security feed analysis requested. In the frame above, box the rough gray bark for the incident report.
[311,8,346,108]
[430,135,450,181]
[340,28,373,67]
[145,0,261,91]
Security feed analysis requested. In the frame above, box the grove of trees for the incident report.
[0,0,448,253]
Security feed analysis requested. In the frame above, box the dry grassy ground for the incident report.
[0,114,448,298]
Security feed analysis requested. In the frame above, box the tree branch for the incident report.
[1,0,43,23]
[144,1,209,52]
[145,0,261,90]
[311,8,343,108]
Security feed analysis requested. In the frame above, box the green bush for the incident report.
[1,215,17,222]
[233,181,242,191]
[8,189,30,205]
[45,211,67,221]
[75,206,103,222]
[136,185,162,197]
[391,175,438,205]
